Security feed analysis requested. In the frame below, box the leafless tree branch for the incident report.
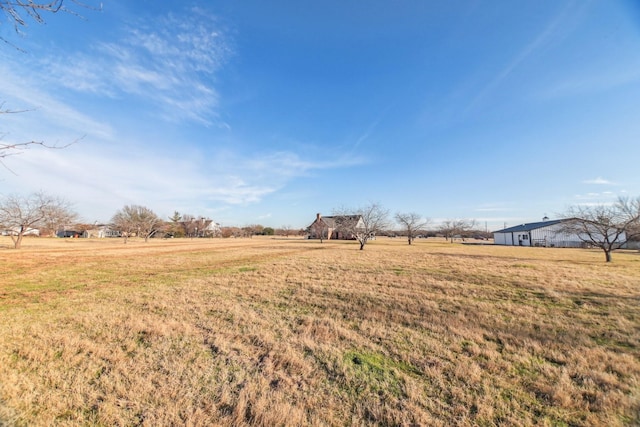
[1,0,102,49]
[559,197,640,262]
[333,202,390,250]
[395,212,430,245]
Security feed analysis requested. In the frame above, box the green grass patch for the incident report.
[343,350,422,399]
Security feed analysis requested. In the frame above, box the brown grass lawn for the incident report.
[0,236,638,426]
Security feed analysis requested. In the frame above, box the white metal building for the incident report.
[493,219,585,248]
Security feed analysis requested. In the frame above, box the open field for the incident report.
[0,236,638,426]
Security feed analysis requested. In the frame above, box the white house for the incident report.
[493,219,587,248]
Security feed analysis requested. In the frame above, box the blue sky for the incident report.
[1,1,639,230]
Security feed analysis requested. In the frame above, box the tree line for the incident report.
[0,193,308,248]
[1,192,639,261]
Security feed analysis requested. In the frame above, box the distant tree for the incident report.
[559,196,640,262]
[221,226,242,238]
[40,200,79,236]
[167,211,184,237]
[111,205,161,243]
[309,217,329,243]
[263,227,274,236]
[241,224,263,238]
[334,203,390,250]
[180,214,197,238]
[134,207,161,241]
[280,225,292,237]
[395,212,430,245]
[439,219,477,243]
[240,226,251,238]
[0,191,76,248]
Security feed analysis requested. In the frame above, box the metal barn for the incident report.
[493,219,585,248]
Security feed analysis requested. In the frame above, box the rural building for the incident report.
[493,219,585,248]
[56,230,84,238]
[307,213,364,240]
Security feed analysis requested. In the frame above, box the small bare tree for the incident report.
[334,203,390,250]
[309,220,328,243]
[395,212,430,245]
[439,219,477,243]
[0,191,77,248]
[111,205,161,243]
[559,196,640,262]
[280,225,292,238]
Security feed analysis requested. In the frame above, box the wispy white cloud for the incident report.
[572,190,623,205]
[1,135,358,222]
[582,177,615,185]
[0,63,114,141]
[41,7,232,125]
[1,36,359,225]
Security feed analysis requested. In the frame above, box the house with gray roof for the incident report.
[307,213,364,240]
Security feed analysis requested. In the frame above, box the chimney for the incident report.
[317,213,321,220]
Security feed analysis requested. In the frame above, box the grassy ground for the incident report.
[0,236,638,426]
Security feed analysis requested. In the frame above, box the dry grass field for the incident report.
[0,236,638,426]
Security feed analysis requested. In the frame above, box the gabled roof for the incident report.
[310,215,362,229]
[493,219,566,233]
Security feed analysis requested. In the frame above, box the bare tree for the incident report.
[111,207,136,244]
[1,0,100,46]
[180,214,197,238]
[240,224,263,238]
[308,219,328,243]
[0,191,77,248]
[111,205,161,243]
[334,203,390,250]
[280,225,292,238]
[439,218,477,243]
[395,212,430,245]
[559,196,640,262]
[136,207,161,242]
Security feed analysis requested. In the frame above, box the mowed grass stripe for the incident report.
[0,236,638,426]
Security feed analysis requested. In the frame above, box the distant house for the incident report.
[202,219,221,237]
[82,225,120,238]
[492,219,627,248]
[180,217,221,238]
[307,213,364,240]
[56,230,84,238]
